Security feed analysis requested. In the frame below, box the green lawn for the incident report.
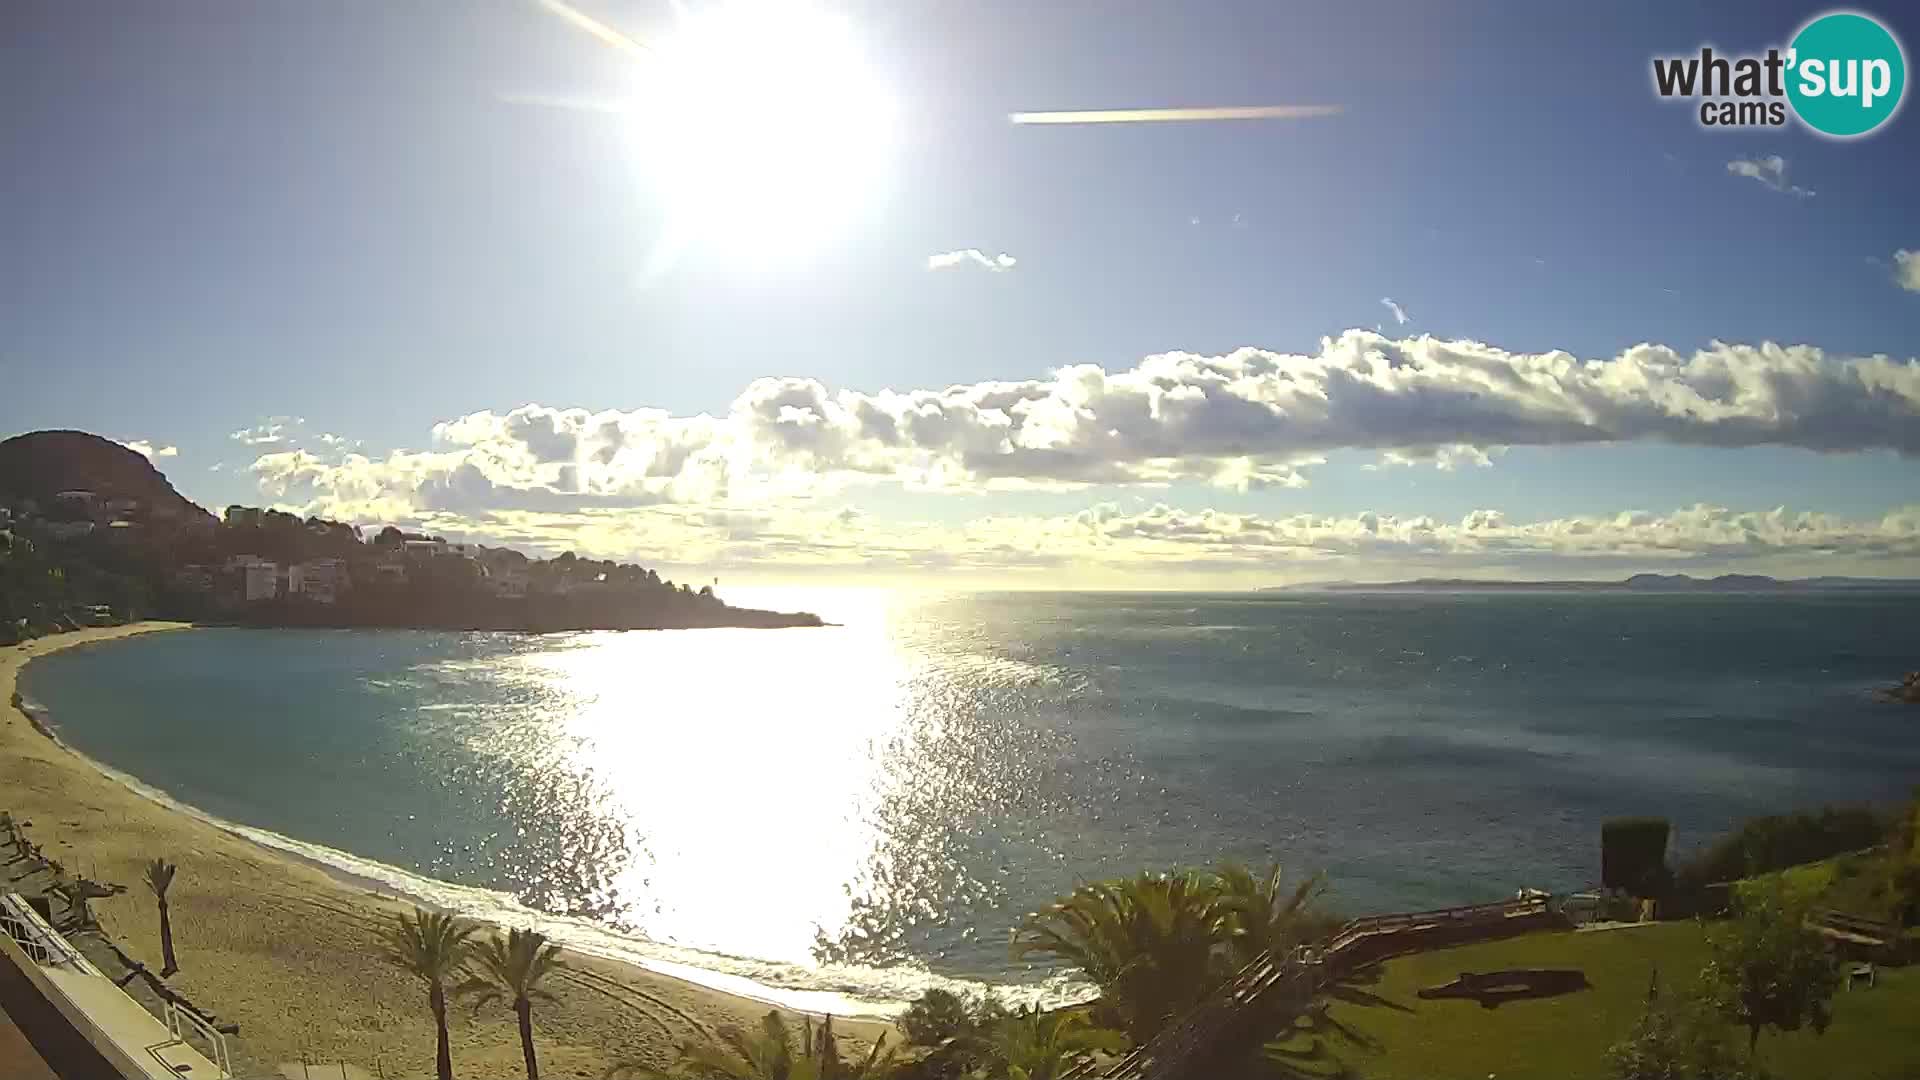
[1281,922,1920,1080]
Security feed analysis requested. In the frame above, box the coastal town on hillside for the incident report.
[0,431,818,638]
[6,489,532,609]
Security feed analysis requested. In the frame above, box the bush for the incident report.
[1703,881,1840,1055]
[894,987,1010,1080]
[899,988,980,1046]
[1603,818,1673,896]
[1607,974,1768,1080]
[1675,806,1889,889]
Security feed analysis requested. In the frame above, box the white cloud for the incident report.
[1367,444,1497,471]
[1726,156,1814,198]
[927,249,1017,272]
[230,416,305,445]
[1895,249,1920,293]
[117,439,178,460]
[265,498,1920,583]
[247,330,1920,524]
[1381,297,1410,325]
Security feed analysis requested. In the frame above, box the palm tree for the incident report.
[143,858,179,976]
[1010,870,1233,1042]
[983,1007,1127,1080]
[383,907,479,1080]
[457,928,566,1080]
[1213,862,1329,967]
[609,1010,895,1080]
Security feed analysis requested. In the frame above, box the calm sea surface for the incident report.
[20,590,1918,1008]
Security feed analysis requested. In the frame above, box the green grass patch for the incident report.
[1745,848,1906,923]
[1282,923,1920,1080]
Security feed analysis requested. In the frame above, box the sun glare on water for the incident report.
[623,2,900,266]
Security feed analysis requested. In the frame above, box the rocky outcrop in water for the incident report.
[1878,670,1920,704]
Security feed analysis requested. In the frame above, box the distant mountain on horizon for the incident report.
[1269,573,1920,593]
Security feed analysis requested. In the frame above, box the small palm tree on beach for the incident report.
[458,927,566,1080]
[383,907,479,1080]
[143,858,179,976]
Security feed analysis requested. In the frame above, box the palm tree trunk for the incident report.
[431,982,454,1080]
[156,899,177,975]
[516,997,539,1080]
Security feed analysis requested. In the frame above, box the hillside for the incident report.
[0,430,214,525]
[1,429,820,636]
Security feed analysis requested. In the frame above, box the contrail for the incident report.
[1009,105,1344,125]
[496,91,630,114]
[536,0,651,55]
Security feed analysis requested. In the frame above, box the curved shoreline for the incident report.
[4,623,900,1076]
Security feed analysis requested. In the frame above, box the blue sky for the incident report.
[5,1,1920,584]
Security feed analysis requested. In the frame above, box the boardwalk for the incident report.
[1069,896,1561,1080]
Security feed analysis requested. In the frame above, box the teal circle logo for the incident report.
[1787,11,1906,137]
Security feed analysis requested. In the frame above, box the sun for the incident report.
[624,2,900,267]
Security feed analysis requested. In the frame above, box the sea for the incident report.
[17,589,1919,1013]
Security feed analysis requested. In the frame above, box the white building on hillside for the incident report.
[490,568,530,598]
[288,558,347,603]
[227,555,279,602]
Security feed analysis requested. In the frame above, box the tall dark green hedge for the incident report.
[1603,817,1672,895]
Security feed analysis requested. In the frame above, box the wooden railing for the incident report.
[1066,896,1560,1080]
[1809,908,1896,945]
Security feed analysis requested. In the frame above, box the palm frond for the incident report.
[381,906,479,984]
[466,926,568,1004]
[143,858,176,900]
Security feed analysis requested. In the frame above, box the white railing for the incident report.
[0,892,86,969]
[164,998,233,1077]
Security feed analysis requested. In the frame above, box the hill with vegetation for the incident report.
[0,429,819,639]
[0,430,214,526]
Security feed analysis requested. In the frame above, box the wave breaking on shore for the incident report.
[23,689,1089,1019]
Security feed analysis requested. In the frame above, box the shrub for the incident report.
[899,987,1008,1046]
[894,987,1009,1080]
[1607,973,1767,1080]
[1702,881,1840,1055]
[1675,806,1889,889]
[1603,818,1673,896]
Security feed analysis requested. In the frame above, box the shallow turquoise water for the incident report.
[21,590,1918,1003]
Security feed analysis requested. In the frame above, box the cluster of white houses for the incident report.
[5,494,621,612]
[171,537,534,605]
[195,555,351,603]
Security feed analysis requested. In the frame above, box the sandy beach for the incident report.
[3,623,892,1078]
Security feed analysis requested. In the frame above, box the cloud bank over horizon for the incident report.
[237,496,1920,584]
[233,328,1920,579]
